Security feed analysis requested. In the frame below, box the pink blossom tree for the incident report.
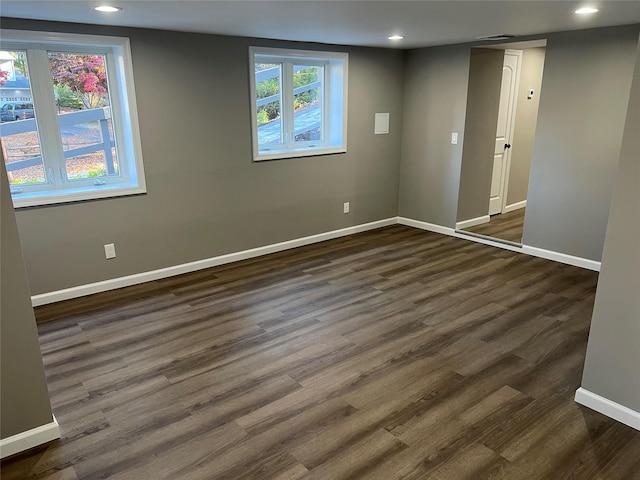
[48,53,108,109]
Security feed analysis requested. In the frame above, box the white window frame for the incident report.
[249,46,348,162]
[0,30,146,208]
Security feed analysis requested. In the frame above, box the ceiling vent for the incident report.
[476,34,517,41]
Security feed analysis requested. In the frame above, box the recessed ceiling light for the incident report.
[94,5,122,13]
[575,7,599,14]
[388,35,404,41]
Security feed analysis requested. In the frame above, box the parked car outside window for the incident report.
[0,102,35,122]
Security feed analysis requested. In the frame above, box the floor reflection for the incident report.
[462,208,525,244]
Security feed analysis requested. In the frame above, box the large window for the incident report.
[0,30,145,208]
[249,47,348,161]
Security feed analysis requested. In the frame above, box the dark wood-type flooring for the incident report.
[3,225,640,479]
[464,208,526,244]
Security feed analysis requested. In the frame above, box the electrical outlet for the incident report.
[104,243,116,259]
[343,202,350,214]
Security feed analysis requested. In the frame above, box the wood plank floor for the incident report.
[463,208,526,244]
[3,225,640,479]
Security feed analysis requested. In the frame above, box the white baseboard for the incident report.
[575,388,640,431]
[522,245,600,271]
[455,215,490,230]
[397,217,455,236]
[504,200,527,213]
[31,218,397,306]
[454,230,525,251]
[0,415,60,459]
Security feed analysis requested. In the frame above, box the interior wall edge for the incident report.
[0,415,60,460]
[575,388,640,432]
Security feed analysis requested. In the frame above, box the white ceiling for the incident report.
[1,1,640,49]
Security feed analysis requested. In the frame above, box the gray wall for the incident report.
[2,18,405,295]
[1,162,54,439]
[522,25,639,261]
[506,47,545,206]
[456,48,504,222]
[580,34,640,413]
[398,45,470,228]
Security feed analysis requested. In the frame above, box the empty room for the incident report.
[1,1,639,479]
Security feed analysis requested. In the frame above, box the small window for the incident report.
[249,47,348,161]
[0,30,145,208]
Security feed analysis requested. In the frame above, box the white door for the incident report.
[489,50,521,215]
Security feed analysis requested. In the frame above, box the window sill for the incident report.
[11,183,146,208]
[254,145,346,162]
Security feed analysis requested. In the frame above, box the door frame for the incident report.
[497,49,523,214]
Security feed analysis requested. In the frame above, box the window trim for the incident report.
[0,29,146,208]
[249,46,348,162]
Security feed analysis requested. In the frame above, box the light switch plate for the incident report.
[451,132,458,144]
[104,243,116,259]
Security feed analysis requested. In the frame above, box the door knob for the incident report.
[504,143,511,149]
